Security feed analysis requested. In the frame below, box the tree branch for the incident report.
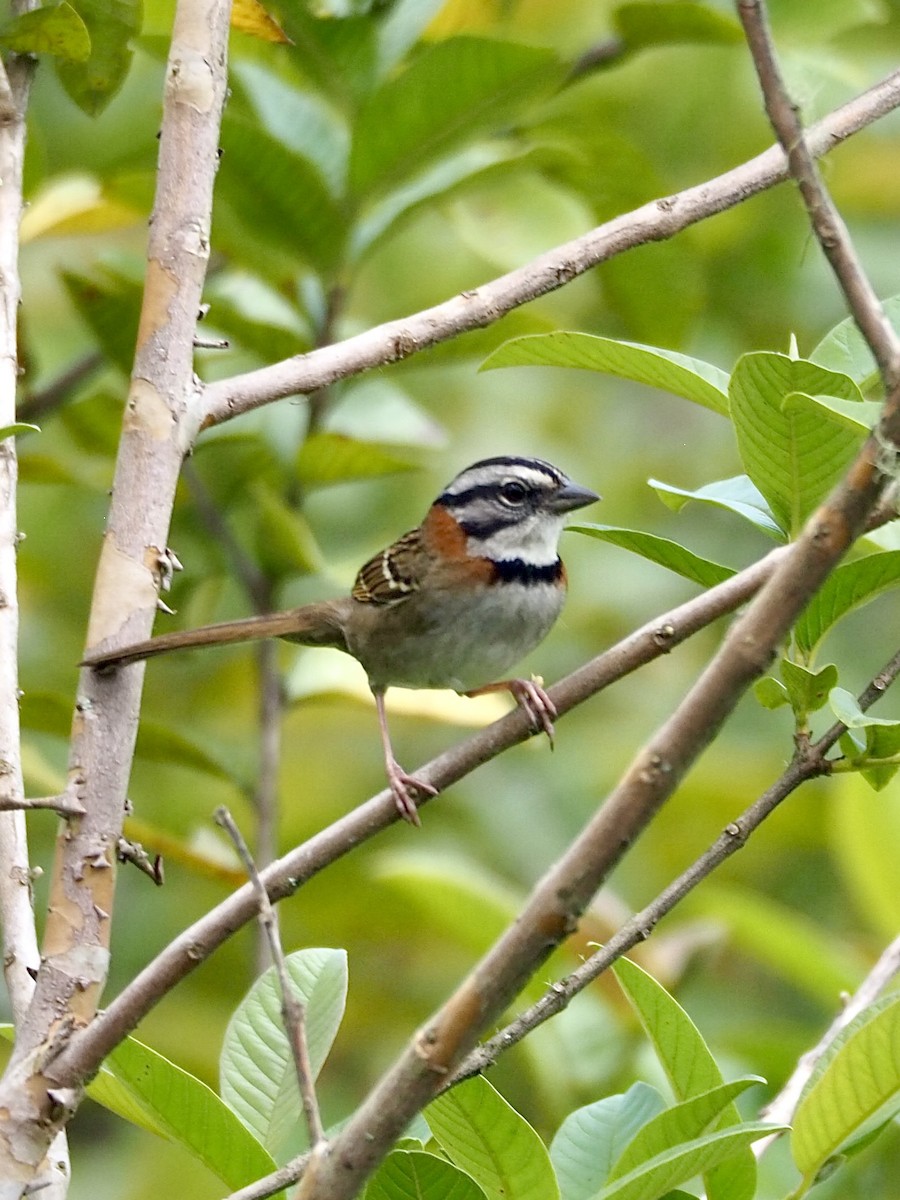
[222,643,900,1200]
[216,807,324,1148]
[200,69,900,427]
[758,931,900,1142]
[0,0,233,1189]
[48,539,790,1087]
[290,40,900,1191]
[738,1,900,389]
[455,644,900,1081]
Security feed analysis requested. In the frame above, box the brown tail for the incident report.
[81,601,350,670]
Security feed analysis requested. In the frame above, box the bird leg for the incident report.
[464,675,557,746]
[373,690,437,826]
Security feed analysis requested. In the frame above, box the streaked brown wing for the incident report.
[351,528,425,605]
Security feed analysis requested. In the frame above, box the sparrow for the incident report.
[83,456,599,825]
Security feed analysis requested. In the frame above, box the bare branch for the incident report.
[17,353,104,423]
[758,931,900,1143]
[0,32,73,1200]
[44,540,785,1085]
[216,807,325,1148]
[200,70,900,427]
[738,1,900,389]
[290,60,900,1188]
[0,795,86,817]
[0,0,233,1187]
[224,1152,311,1200]
[0,30,38,1034]
[455,645,900,1081]
[116,838,164,886]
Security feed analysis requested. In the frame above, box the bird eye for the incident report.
[499,479,528,505]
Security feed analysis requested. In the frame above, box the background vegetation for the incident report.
[6,0,900,1196]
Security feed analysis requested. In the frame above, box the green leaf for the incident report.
[251,483,324,579]
[296,432,420,488]
[220,948,348,1163]
[829,687,899,730]
[482,333,729,416]
[55,0,140,115]
[794,552,900,656]
[728,352,863,538]
[426,1075,560,1200]
[0,2,90,60]
[134,720,240,785]
[231,61,350,196]
[613,2,743,50]
[96,1036,282,1194]
[828,689,900,790]
[274,5,379,102]
[613,959,756,1200]
[650,475,783,539]
[372,850,519,957]
[0,422,40,439]
[351,139,536,265]
[570,525,734,588]
[61,266,142,375]
[364,1149,487,1200]
[770,0,891,42]
[551,1085,666,1200]
[781,392,880,435]
[375,0,448,76]
[792,994,900,1180]
[200,292,311,365]
[780,660,838,716]
[810,295,900,391]
[350,37,560,198]
[21,691,238,784]
[594,1123,782,1200]
[859,724,900,791]
[754,676,789,710]
[609,1079,765,1181]
[217,115,347,278]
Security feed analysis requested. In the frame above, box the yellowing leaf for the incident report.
[21,175,140,242]
[231,0,290,44]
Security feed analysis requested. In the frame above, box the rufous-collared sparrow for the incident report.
[83,456,599,825]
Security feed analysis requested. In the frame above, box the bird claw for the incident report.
[508,676,557,746]
[385,759,437,827]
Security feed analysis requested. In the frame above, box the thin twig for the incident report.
[454,645,900,1082]
[47,539,791,1086]
[223,1151,312,1200]
[758,931,900,1146]
[0,795,86,816]
[17,353,104,422]
[182,461,270,611]
[200,70,900,426]
[737,0,900,387]
[116,838,164,886]
[181,460,285,971]
[0,0,233,1185]
[215,807,325,1149]
[252,637,283,961]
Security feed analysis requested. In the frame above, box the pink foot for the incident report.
[507,677,557,745]
[385,758,437,827]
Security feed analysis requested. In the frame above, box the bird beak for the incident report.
[551,479,601,514]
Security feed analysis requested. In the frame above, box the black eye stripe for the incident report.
[439,482,542,508]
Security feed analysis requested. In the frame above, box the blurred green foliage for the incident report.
[10,0,900,1196]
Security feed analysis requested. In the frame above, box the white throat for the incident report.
[468,512,565,564]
